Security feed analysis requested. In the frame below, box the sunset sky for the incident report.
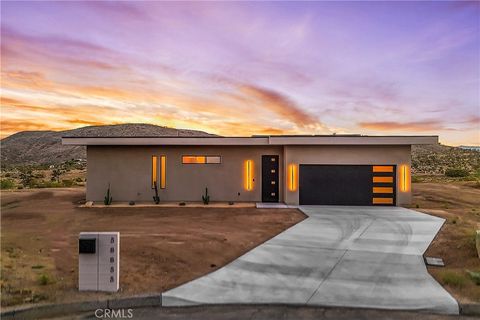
[1,1,479,145]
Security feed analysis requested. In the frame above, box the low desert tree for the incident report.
[51,168,62,182]
[19,168,34,187]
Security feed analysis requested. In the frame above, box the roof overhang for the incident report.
[62,135,438,146]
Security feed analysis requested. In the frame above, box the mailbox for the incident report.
[78,232,119,292]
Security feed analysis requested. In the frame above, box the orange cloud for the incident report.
[239,84,320,127]
[0,119,67,135]
[358,120,443,131]
[2,70,53,89]
[0,96,23,105]
[64,119,111,126]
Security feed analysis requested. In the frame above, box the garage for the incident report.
[299,165,396,206]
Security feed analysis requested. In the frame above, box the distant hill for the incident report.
[1,125,479,174]
[0,124,216,166]
[412,144,480,175]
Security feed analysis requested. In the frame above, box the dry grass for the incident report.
[0,188,305,307]
[409,181,480,303]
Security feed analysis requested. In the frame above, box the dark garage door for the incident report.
[299,165,396,206]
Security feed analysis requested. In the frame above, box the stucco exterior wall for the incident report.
[86,144,412,205]
[86,145,283,202]
[283,145,412,205]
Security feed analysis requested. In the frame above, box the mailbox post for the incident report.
[79,232,119,292]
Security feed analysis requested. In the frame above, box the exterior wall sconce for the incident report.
[400,164,410,192]
[288,163,298,192]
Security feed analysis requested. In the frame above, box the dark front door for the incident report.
[262,155,279,202]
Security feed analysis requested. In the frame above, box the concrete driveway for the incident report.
[162,206,459,314]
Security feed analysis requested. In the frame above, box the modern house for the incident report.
[62,135,438,206]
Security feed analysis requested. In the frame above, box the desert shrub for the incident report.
[445,168,469,177]
[441,271,466,287]
[34,172,45,179]
[31,180,62,188]
[19,168,34,187]
[61,179,74,187]
[0,179,15,189]
[474,168,480,178]
[411,175,421,183]
[467,270,480,285]
[38,274,51,285]
[463,229,477,249]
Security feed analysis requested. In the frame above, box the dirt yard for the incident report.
[0,188,305,307]
[411,182,480,303]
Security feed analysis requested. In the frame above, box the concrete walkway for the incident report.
[162,206,459,314]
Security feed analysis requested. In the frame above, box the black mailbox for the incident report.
[79,238,96,254]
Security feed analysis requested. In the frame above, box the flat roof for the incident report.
[62,135,438,146]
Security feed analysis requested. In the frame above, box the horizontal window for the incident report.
[183,156,205,164]
[182,155,221,164]
[206,156,221,164]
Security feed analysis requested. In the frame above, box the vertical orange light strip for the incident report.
[244,160,253,191]
[160,156,166,189]
[400,164,410,192]
[288,164,298,191]
[151,156,158,188]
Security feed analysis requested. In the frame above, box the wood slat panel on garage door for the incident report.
[372,165,396,205]
[299,165,396,206]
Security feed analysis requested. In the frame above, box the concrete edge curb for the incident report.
[0,294,162,320]
[460,303,480,316]
[2,299,475,319]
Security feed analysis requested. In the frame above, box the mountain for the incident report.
[0,124,216,166]
[2,125,479,174]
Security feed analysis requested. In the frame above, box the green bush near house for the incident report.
[0,179,15,189]
[445,168,469,177]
